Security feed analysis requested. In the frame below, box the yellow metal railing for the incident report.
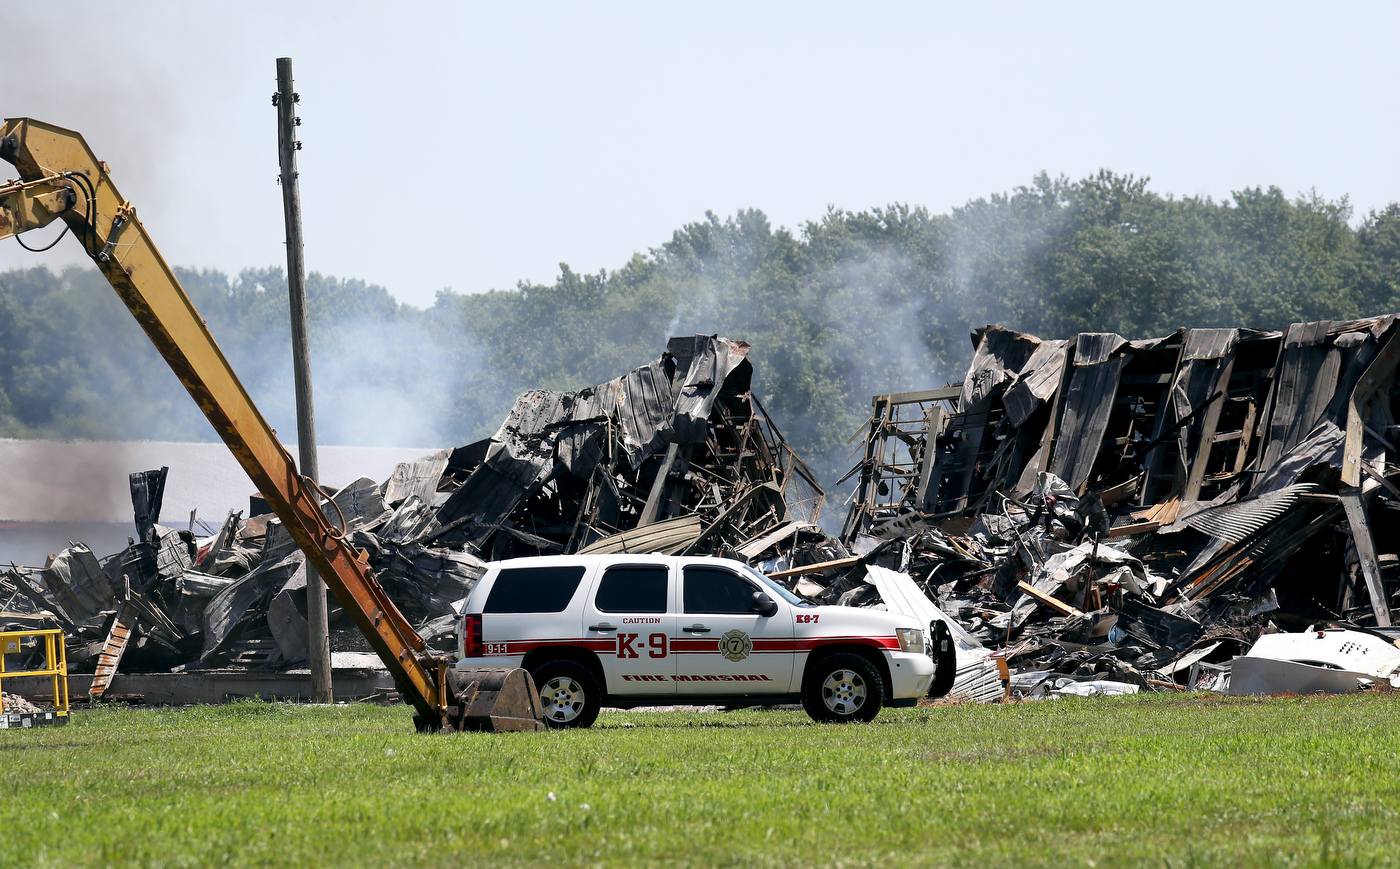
[0,629,69,723]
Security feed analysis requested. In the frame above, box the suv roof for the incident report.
[480,553,749,572]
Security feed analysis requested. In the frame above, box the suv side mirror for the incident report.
[750,591,779,618]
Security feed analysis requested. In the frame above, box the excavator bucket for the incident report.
[447,668,546,732]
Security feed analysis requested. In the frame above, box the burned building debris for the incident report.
[799,316,1400,698]
[433,334,825,559]
[6,315,1398,704]
[0,335,829,690]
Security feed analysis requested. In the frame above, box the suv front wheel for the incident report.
[531,659,601,729]
[802,652,884,723]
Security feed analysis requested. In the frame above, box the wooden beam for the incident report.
[1107,520,1161,538]
[872,387,961,406]
[638,442,681,527]
[1228,396,1258,477]
[1363,460,1400,501]
[1138,342,1188,507]
[1183,352,1236,502]
[917,406,945,512]
[1017,581,1086,618]
[1341,487,1392,627]
[767,556,862,580]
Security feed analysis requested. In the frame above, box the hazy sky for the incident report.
[2,2,1397,308]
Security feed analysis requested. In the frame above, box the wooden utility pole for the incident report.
[275,57,333,701]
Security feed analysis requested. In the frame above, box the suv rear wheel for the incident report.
[802,652,884,723]
[531,659,601,729]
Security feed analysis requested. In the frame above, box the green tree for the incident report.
[0,170,1390,494]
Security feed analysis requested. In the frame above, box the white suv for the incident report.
[456,554,937,727]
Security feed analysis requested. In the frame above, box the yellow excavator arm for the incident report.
[0,118,541,732]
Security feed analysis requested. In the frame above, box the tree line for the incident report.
[4,170,1400,488]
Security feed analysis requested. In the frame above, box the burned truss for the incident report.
[786,316,1400,698]
[429,334,824,560]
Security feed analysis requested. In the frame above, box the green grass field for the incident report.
[2,694,1398,868]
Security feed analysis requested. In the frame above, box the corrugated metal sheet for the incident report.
[382,450,450,507]
[1127,331,1183,353]
[736,521,810,559]
[1283,320,1335,350]
[614,357,679,467]
[1181,483,1321,544]
[1003,339,1069,427]
[958,326,1042,407]
[1072,332,1127,366]
[1180,328,1238,361]
[671,336,751,445]
[1048,354,1128,489]
[578,514,703,555]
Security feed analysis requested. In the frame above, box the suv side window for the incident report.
[484,566,587,613]
[682,566,757,614]
[595,565,668,613]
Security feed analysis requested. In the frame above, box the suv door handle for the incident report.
[682,624,710,633]
[589,623,617,632]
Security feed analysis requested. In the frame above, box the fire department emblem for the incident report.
[719,629,752,662]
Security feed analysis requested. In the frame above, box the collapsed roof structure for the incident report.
[811,316,1400,698]
[9,315,1399,703]
[0,335,828,691]
[430,334,824,559]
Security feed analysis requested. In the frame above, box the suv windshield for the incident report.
[741,565,814,608]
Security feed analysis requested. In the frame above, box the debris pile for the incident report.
[0,692,43,713]
[9,314,1395,703]
[0,335,827,692]
[430,334,824,560]
[1,465,483,694]
[781,317,1400,698]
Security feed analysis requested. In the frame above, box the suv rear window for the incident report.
[484,565,587,613]
[595,565,668,613]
